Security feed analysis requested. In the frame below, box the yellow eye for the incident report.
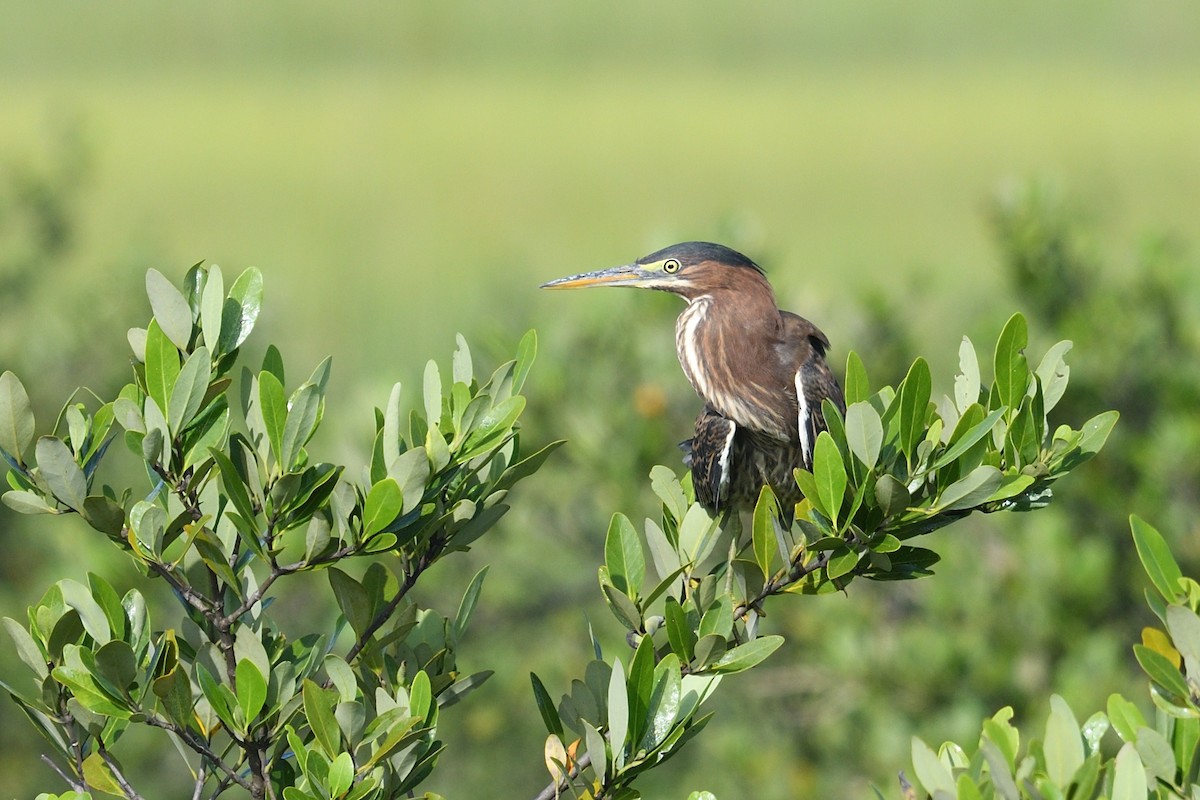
[663,259,681,274]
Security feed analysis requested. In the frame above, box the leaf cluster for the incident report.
[909,517,1200,800]
[0,265,554,799]
[530,313,1116,799]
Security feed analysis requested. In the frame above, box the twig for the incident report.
[40,754,85,792]
[99,744,147,800]
[144,714,254,792]
[533,751,593,800]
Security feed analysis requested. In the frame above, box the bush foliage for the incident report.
[0,261,1115,799]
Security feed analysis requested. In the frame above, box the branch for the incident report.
[99,743,146,800]
[143,714,254,793]
[733,549,833,621]
[533,750,593,800]
[40,754,85,793]
[344,540,443,664]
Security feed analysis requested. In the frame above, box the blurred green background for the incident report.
[2,2,1199,797]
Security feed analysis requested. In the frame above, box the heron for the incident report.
[541,241,845,516]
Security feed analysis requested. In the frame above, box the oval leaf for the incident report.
[0,371,35,462]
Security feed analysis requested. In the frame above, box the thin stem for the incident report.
[533,751,593,800]
[344,541,442,664]
[40,754,85,792]
[98,744,146,800]
[144,714,254,793]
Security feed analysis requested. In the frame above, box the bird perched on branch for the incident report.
[541,241,845,516]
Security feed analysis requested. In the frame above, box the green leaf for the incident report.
[1106,693,1147,743]
[1044,694,1084,788]
[585,721,607,788]
[708,635,783,674]
[873,475,911,518]
[328,752,353,798]
[605,513,645,598]
[607,658,629,767]
[200,264,225,352]
[144,319,181,417]
[59,579,111,644]
[600,578,642,631]
[302,679,341,758]
[1134,644,1190,698]
[1166,604,1200,678]
[0,371,34,464]
[363,478,402,538]
[1035,339,1072,413]
[453,566,489,641]
[936,465,1002,512]
[844,351,870,406]
[146,268,194,349]
[82,752,126,796]
[530,672,564,737]
[168,346,210,434]
[258,371,287,465]
[911,737,955,795]
[897,358,932,461]
[665,596,697,662]
[423,360,442,427]
[513,329,537,394]
[2,490,54,514]
[993,313,1029,412]
[236,658,268,723]
[282,383,320,469]
[1076,409,1118,457]
[644,655,682,749]
[1135,726,1175,783]
[1111,742,1147,800]
[225,267,264,351]
[36,436,86,510]
[954,336,981,412]
[328,569,371,637]
[1131,515,1183,603]
[927,407,1006,473]
[751,485,779,580]
[844,401,882,470]
[812,432,846,527]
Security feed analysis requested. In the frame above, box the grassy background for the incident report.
[2,2,1199,797]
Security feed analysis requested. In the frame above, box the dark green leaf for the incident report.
[601,578,642,632]
[664,596,696,662]
[328,569,371,637]
[751,485,779,580]
[1131,515,1183,603]
[897,358,932,461]
[708,635,783,674]
[993,313,1029,412]
[605,513,645,598]
[453,566,489,641]
[873,474,911,518]
[237,658,268,723]
[813,432,847,527]
[168,346,210,434]
[146,268,193,350]
[1134,644,1189,698]
[258,371,287,465]
[302,679,341,758]
[363,478,402,537]
[530,673,564,737]
[144,320,180,417]
[0,371,34,464]
[281,383,320,468]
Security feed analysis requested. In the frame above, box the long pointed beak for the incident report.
[539,264,653,290]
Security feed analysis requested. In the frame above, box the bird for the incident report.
[541,241,845,516]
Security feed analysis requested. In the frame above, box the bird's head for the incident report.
[540,241,768,302]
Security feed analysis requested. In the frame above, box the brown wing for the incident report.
[679,406,737,512]
[777,312,845,467]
